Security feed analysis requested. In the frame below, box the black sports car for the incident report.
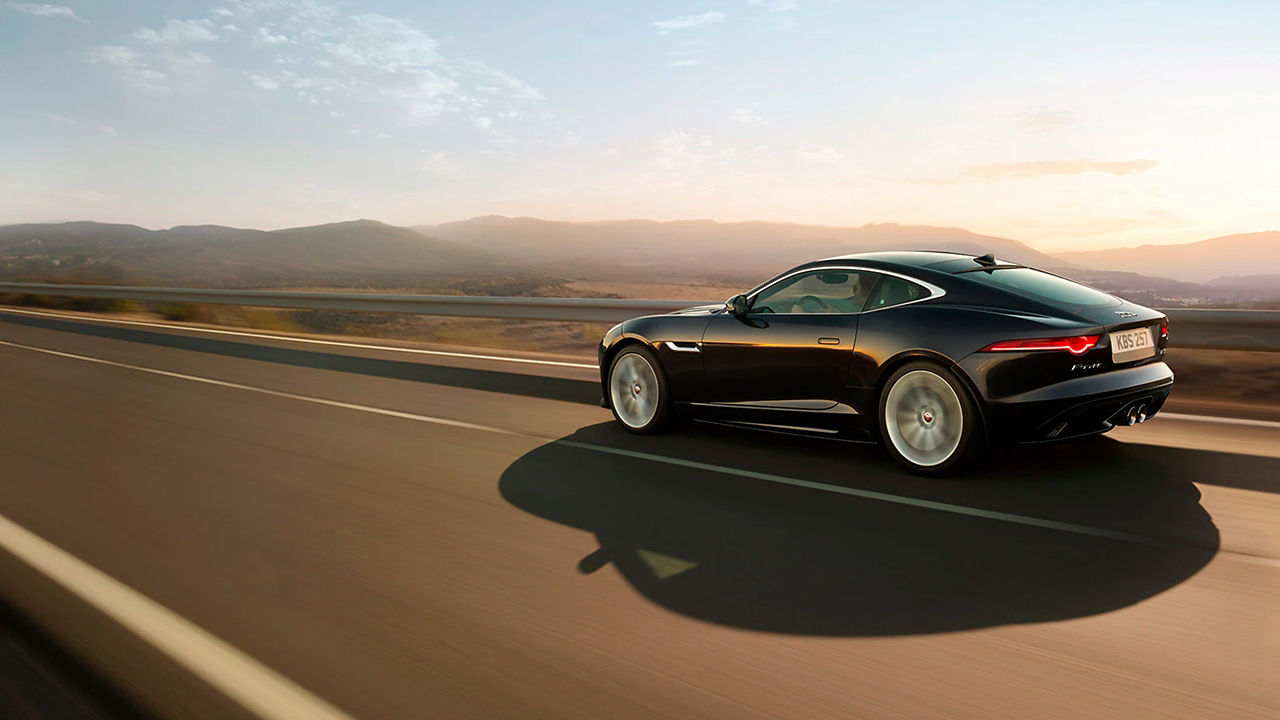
[598,251,1173,475]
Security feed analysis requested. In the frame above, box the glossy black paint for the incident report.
[599,251,1173,444]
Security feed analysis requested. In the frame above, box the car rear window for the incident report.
[866,275,927,310]
[962,267,1117,307]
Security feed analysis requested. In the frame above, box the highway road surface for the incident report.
[0,308,1277,720]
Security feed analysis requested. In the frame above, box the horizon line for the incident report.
[2,216,1276,254]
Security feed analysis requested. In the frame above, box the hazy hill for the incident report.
[1052,231,1280,283]
[0,221,169,252]
[414,216,1068,281]
[1206,274,1280,296]
[3,217,1277,304]
[0,219,487,286]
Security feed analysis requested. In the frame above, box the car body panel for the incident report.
[700,312,857,409]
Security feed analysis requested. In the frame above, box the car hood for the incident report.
[668,303,722,316]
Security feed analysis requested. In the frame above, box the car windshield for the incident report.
[962,267,1117,307]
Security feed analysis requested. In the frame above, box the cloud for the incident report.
[249,74,280,90]
[473,115,492,129]
[1019,109,1077,133]
[963,159,1159,180]
[657,130,700,167]
[253,26,289,45]
[85,45,169,91]
[38,113,118,136]
[749,0,799,11]
[87,1,543,123]
[655,130,721,170]
[135,19,219,45]
[165,50,213,68]
[798,147,845,163]
[665,49,705,68]
[424,150,458,175]
[0,2,85,22]
[730,106,768,124]
[652,11,726,33]
[541,131,580,150]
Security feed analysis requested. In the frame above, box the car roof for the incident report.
[810,250,978,268]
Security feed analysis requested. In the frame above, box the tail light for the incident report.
[981,335,1100,356]
[1160,321,1169,341]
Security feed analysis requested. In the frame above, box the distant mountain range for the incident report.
[1,217,1276,304]
[0,219,485,287]
[413,216,1067,278]
[1053,231,1280,283]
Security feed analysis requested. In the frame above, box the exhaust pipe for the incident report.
[1124,406,1140,426]
[1136,404,1148,424]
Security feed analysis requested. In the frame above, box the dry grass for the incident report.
[564,279,743,301]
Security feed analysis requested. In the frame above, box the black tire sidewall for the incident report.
[608,346,671,435]
[878,361,981,476]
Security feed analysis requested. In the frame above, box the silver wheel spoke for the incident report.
[610,353,660,429]
[884,369,964,468]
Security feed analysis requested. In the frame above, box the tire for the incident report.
[878,361,983,476]
[607,346,671,434]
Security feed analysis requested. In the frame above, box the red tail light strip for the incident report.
[981,335,1101,356]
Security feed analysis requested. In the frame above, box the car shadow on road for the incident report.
[500,421,1227,636]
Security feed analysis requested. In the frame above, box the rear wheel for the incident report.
[879,362,982,476]
[608,346,671,434]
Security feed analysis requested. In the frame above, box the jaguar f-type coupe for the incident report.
[599,251,1173,475]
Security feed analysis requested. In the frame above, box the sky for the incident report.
[1,0,1278,251]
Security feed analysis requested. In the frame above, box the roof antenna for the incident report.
[975,253,997,266]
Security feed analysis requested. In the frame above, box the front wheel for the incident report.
[608,346,671,434]
[879,362,983,476]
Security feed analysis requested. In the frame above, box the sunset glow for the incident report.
[2,1,1277,250]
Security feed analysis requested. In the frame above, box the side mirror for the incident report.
[726,294,750,317]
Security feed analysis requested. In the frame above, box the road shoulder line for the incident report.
[0,512,356,720]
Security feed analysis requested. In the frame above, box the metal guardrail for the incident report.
[1,282,1278,351]
[0,282,692,325]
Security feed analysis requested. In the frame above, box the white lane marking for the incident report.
[0,339,533,439]
[1157,412,1280,430]
[2,338,1268,561]
[0,306,598,369]
[0,512,358,720]
[558,441,1167,546]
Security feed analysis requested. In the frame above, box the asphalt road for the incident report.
[0,309,1277,720]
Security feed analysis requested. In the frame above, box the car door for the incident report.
[699,268,872,409]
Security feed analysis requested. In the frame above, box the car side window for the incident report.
[751,270,872,314]
[866,274,928,311]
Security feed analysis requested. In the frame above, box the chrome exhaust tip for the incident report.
[1136,404,1148,424]
[1124,406,1139,426]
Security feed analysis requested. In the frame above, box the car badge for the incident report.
[1114,311,1137,317]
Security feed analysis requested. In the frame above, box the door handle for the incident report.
[817,337,841,345]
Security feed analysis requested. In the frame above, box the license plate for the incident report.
[1109,326,1155,362]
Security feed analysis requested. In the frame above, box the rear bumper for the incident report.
[981,361,1174,443]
